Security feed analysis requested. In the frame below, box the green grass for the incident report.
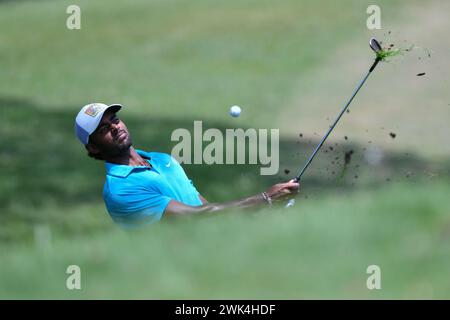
[1,0,450,298]
[1,181,449,299]
[376,47,404,61]
[375,43,416,62]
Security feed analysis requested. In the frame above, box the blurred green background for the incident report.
[1,0,449,299]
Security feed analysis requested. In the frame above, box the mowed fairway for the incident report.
[1,0,449,298]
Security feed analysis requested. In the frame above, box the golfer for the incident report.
[75,103,299,228]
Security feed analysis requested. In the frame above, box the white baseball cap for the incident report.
[75,103,122,145]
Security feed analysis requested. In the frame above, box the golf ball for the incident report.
[229,105,241,117]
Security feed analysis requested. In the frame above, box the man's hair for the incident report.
[87,149,104,161]
[85,141,104,161]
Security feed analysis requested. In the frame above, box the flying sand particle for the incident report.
[344,150,354,166]
[339,150,354,178]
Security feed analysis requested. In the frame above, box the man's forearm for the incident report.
[198,193,268,212]
[164,193,268,217]
[164,179,298,218]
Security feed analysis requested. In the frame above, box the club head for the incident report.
[369,37,382,54]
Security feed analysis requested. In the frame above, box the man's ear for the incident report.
[85,143,100,155]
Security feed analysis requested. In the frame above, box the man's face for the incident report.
[87,110,132,159]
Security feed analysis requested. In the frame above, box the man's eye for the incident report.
[113,118,120,124]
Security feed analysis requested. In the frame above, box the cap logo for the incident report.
[84,104,102,117]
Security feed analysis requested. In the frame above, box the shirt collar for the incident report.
[105,149,152,178]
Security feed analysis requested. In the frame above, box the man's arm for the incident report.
[199,195,209,205]
[163,180,299,218]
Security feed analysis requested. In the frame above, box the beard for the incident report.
[98,134,133,158]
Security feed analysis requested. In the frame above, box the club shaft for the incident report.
[294,58,380,182]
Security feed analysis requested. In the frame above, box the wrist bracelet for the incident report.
[261,192,272,205]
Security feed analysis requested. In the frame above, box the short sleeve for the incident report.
[171,155,200,197]
[189,179,200,196]
[104,183,172,228]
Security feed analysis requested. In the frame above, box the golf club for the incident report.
[292,38,383,184]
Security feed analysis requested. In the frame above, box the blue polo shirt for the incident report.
[103,150,203,228]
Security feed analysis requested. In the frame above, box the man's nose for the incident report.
[110,122,120,133]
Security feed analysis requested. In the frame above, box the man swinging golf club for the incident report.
[75,103,299,228]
